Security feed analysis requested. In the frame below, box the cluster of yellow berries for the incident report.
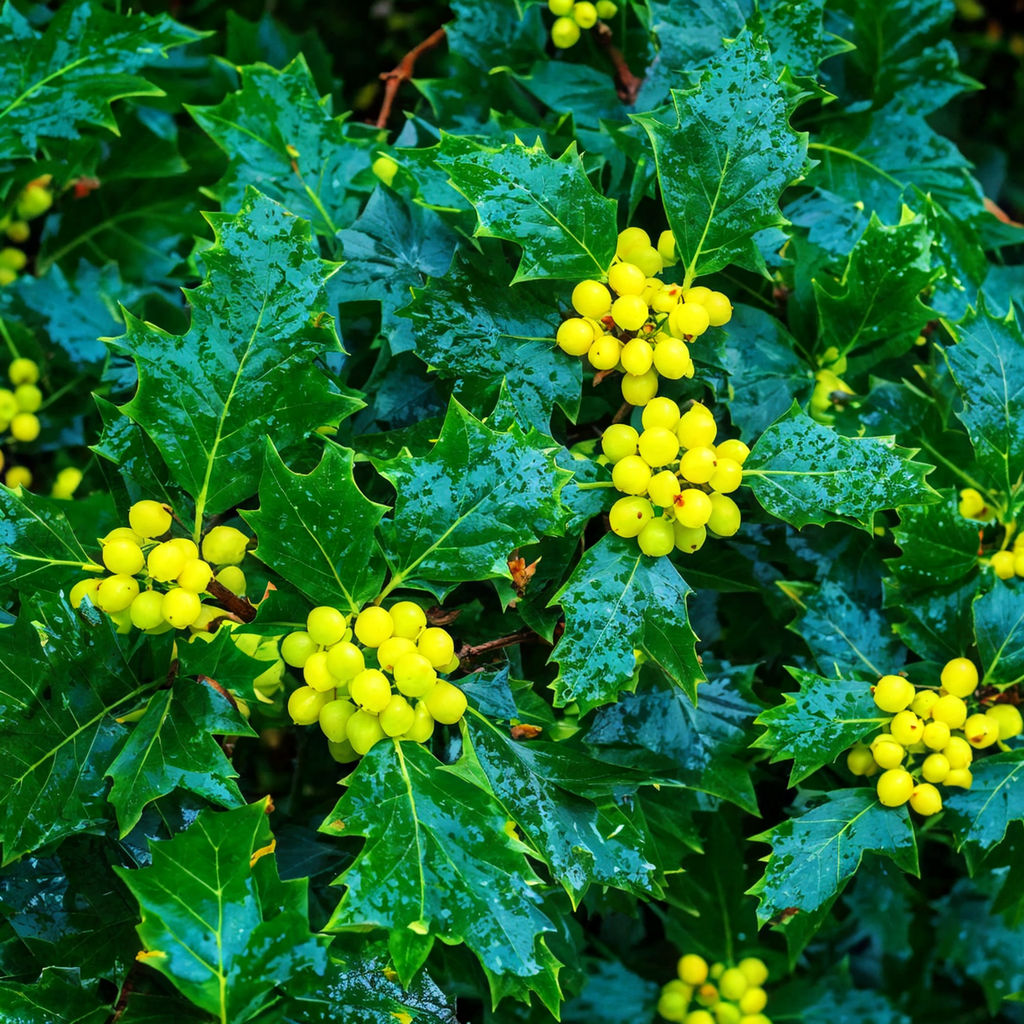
[847,657,1022,815]
[659,953,772,1024]
[955,488,1024,580]
[601,397,747,556]
[547,0,617,49]
[808,349,854,424]
[0,356,44,488]
[284,602,467,762]
[70,499,250,633]
[0,177,53,287]
[555,228,733,406]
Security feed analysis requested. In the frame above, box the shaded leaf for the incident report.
[974,585,1024,689]
[0,967,108,1024]
[887,489,981,591]
[944,752,1024,858]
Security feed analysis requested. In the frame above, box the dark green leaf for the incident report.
[322,742,561,1009]
[745,405,938,530]
[750,789,918,921]
[754,668,884,785]
[887,489,981,591]
[403,256,581,431]
[111,189,358,525]
[549,534,704,713]
[0,2,202,162]
[244,441,387,615]
[116,800,328,1023]
[374,399,571,596]
[0,967,108,1024]
[437,135,617,283]
[974,586,1024,688]
[944,752,1024,857]
[635,33,808,283]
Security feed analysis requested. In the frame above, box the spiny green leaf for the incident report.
[974,587,1024,688]
[887,489,981,591]
[0,485,103,594]
[322,742,561,1009]
[750,789,918,922]
[244,440,388,615]
[402,255,581,432]
[0,598,166,865]
[458,711,660,904]
[110,189,359,528]
[0,2,203,163]
[943,304,1024,498]
[814,211,938,365]
[189,56,378,235]
[753,668,885,785]
[635,33,809,285]
[0,967,108,1024]
[374,399,571,597]
[549,534,704,714]
[437,135,617,283]
[745,405,938,530]
[944,752,1024,859]
[116,800,328,1024]
[105,680,252,836]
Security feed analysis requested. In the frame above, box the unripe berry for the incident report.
[873,674,914,713]
[354,606,394,647]
[14,383,41,411]
[673,522,707,553]
[986,703,1023,739]
[571,279,612,318]
[707,492,741,536]
[678,954,708,986]
[550,15,581,47]
[307,605,348,647]
[609,495,654,537]
[549,0,574,13]
[8,357,39,385]
[423,679,467,724]
[389,600,427,639]
[129,591,166,630]
[718,968,748,1001]
[129,500,172,538]
[5,465,32,488]
[676,489,713,529]
[963,713,999,749]
[418,627,455,669]
[612,455,651,495]
[889,710,923,745]
[625,245,663,277]
[319,699,357,742]
[679,446,717,484]
[288,685,330,725]
[162,587,202,628]
[380,695,416,736]
[621,369,658,405]
[346,709,386,754]
[96,574,140,613]
[637,518,675,557]
[326,641,365,680]
[350,669,392,712]
[102,538,144,576]
[16,184,52,220]
[281,630,317,668]
[303,651,338,692]
[10,412,39,441]
[201,525,248,565]
[876,767,914,806]
[394,651,438,697]
[402,701,436,742]
[601,423,639,462]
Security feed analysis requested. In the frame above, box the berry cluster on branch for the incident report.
[659,953,772,1024]
[555,227,733,406]
[0,177,52,287]
[284,602,467,761]
[71,500,251,633]
[601,397,747,556]
[847,658,1022,815]
[0,356,46,488]
[546,0,617,49]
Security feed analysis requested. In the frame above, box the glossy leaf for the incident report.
[944,305,1024,497]
[244,441,388,614]
[750,789,918,921]
[887,490,981,591]
[745,405,938,530]
[944,752,1024,857]
[635,33,808,284]
[189,56,377,234]
[105,680,252,836]
[754,668,884,785]
[116,800,328,1023]
[549,534,704,713]
[438,135,617,283]
[402,255,581,431]
[375,399,571,596]
[110,189,358,527]
[0,2,202,162]
[322,742,561,1009]
[0,967,108,1024]
[459,711,659,904]
[974,586,1024,689]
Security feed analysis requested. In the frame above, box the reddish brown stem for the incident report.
[457,627,545,668]
[207,579,257,623]
[375,26,448,129]
[106,963,143,1024]
[595,23,643,105]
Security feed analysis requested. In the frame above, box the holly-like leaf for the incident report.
[635,33,808,284]
[753,669,884,785]
[548,534,704,713]
[814,211,939,364]
[0,2,202,164]
[584,663,760,813]
[116,800,328,1024]
[437,135,617,283]
[0,967,108,1024]
[973,586,1024,689]
[374,399,571,596]
[322,742,561,1010]
[0,485,102,594]
[331,187,458,355]
[887,490,981,591]
[458,711,659,904]
[944,752,1024,858]
[402,256,581,431]
[110,189,358,528]
[0,598,165,865]
[244,441,387,615]
[750,789,918,922]
[944,305,1024,498]
[745,405,938,530]
[105,680,252,836]
[789,578,903,678]
[189,56,377,235]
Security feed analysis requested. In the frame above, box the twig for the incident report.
[207,579,257,623]
[595,23,643,105]
[375,26,448,129]
[106,962,143,1024]
[457,627,545,668]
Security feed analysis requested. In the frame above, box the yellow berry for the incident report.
[876,767,914,807]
